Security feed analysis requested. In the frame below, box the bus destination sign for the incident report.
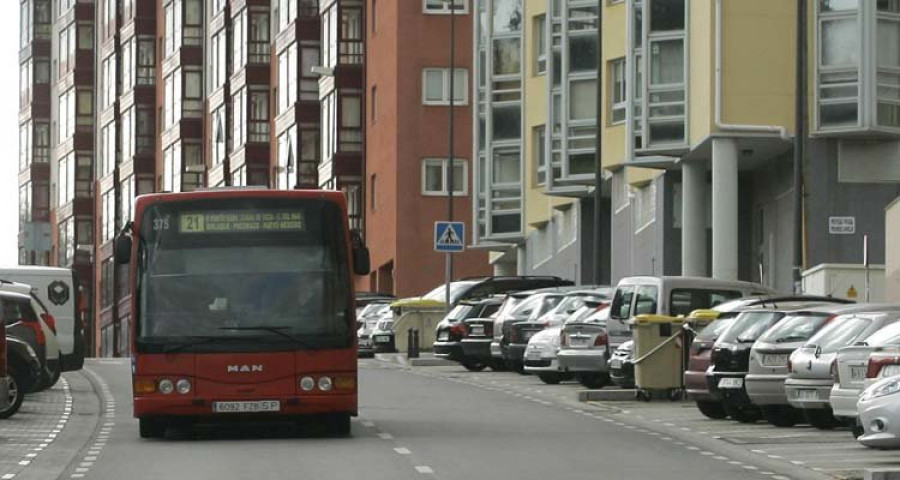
[179,210,305,234]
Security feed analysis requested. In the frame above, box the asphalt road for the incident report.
[6,358,834,480]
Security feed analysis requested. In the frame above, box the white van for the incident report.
[0,267,85,371]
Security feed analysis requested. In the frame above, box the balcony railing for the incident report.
[249,42,270,65]
[249,121,269,143]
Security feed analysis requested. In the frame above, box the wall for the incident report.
[886,198,900,302]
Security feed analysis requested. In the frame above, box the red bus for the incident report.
[114,189,369,438]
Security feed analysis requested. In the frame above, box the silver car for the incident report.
[857,374,900,449]
[523,326,567,384]
[785,311,900,428]
[556,307,613,388]
[831,323,900,427]
[745,304,863,427]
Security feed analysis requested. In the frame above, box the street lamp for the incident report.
[444,0,457,310]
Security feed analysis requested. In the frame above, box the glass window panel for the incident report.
[570,79,597,121]
[822,18,859,67]
[821,0,859,12]
[492,104,521,140]
[650,0,685,31]
[650,39,684,85]
[492,149,520,184]
[878,19,900,67]
[424,69,444,102]
[569,34,598,73]
[424,161,443,193]
[492,0,523,33]
[493,38,521,75]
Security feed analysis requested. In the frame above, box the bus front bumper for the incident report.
[134,394,357,418]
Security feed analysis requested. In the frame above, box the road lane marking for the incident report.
[394,448,412,455]
[378,433,394,440]
[415,466,434,474]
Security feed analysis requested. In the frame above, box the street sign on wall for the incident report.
[829,216,856,235]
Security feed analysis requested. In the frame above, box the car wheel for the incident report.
[506,360,525,374]
[763,405,799,428]
[804,408,839,430]
[538,373,561,385]
[488,360,508,372]
[724,401,760,424]
[695,400,728,420]
[139,418,167,439]
[462,360,487,372]
[0,370,25,419]
[577,373,609,389]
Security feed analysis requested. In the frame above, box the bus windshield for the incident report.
[135,197,352,352]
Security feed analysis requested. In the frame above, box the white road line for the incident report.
[394,448,412,455]
[362,421,375,428]
[2,474,15,479]
[415,466,434,474]
[378,433,394,440]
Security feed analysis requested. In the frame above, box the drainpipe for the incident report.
[714,0,789,139]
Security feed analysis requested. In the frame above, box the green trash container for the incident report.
[630,314,686,400]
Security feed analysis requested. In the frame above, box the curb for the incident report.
[577,389,638,402]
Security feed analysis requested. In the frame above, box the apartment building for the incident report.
[469,0,900,293]
[362,0,490,298]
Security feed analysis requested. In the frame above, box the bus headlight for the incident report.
[158,379,175,395]
[318,376,333,392]
[175,379,192,395]
[300,376,316,392]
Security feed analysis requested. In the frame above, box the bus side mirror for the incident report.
[114,235,132,265]
[353,245,371,276]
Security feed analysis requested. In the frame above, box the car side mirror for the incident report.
[353,245,371,276]
[114,235,132,265]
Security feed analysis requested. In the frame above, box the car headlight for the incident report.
[175,379,192,395]
[880,364,900,378]
[862,377,900,401]
[318,376,333,391]
[300,376,316,392]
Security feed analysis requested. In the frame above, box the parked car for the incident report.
[0,267,85,372]
[685,296,851,420]
[410,276,573,310]
[0,304,7,414]
[0,289,60,391]
[785,311,900,429]
[0,337,41,419]
[708,300,845,423]
[503,293,567,372]
[461,293,533,372]
[557,306,614,388]
[358,303,391,357]
[831,322,900,431]
[609,340,634,388]
[857,374,900,449]
[355,292,395,312]
[433,297,504,370]
[371,317,396,353]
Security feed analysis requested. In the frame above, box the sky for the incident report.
[0,1,19,267]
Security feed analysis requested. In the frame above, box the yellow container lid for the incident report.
[630,314,684,325]
[389,298,446,309]
[687,309,721,321]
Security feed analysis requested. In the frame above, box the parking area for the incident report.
[0,378,71,478]
[378,356,900,480]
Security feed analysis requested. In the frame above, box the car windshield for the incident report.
[757,313,831,344]
[695,317,737,342]
[805,315,872,353]
[359,303,389,318]
[508,295,546,320]
[529,295,564,321]
[717,311,786,344]
[445,304,475,322]
[553,295,589,316]
[861,321,900,347]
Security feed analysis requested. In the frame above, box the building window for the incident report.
[278,43,298,114]
[34,122,49,165]
[19,60,31,108]
[212,104,227,164]
[182,143,204,191]
[184,68,203,118]
[340,94,363,152]
[370,174,376,210]
[249,10,271,64]
[298,127,320,187]
[59,217,75,266]
[102,189,116,243]
[211,27,228,90]
[423,0,467,14]
[372,0,378,33]
[276,127,297,190]
[101,53,117,110]
[233,9,247,70]
[121,108,134,162]
[371,85,377,122]
[19,183,32,223]
[18,123,30,172]
[232,88,246,148]
[534,14,546,75]
[101,122,117,177]
[136,106,155,154]
[322,6,338,68]
[101,259,114,309]
[533,125,546,186]
[422,158,467,196]
[300,46,319,101]
[610,57,626,124]
[340,7,364,65]
[278,0,297,31]
[58,88,76,142]
[58,153,74,206]
[249,89,270,143]
[58,22,76,76]
[137,39,156,85]
[120,176,133,225]
[423,68,468,105]
[211,0,226,14]
[322,92,337,162]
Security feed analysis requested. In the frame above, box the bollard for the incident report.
[406,328,419,358]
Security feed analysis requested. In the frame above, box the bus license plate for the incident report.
[213,401,281,413]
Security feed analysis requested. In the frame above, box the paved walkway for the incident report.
[0,378,72,478]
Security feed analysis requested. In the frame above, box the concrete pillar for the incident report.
[712,138,739,280]
[682,160,708,277]
[516,246,527,275]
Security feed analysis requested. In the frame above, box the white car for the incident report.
[831,322,900,426]
[857,374,900,449]
[523,326,568,384]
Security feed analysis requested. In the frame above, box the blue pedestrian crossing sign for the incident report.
[434,221,465,253]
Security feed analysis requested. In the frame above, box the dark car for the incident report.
[609,340,634,388]
[1,291,54,392]
[706,300,851,423]
[1,337,41,419]
[684,295,852,420]
[433,297,504,370]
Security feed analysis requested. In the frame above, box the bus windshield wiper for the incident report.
[162,335,225,354]
[218,325,314,349]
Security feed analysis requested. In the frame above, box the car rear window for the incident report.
[670,289,743,317]
[446,305,475,322]
[1,297,38,326]
[718,311,785,344]
[806,315,872,353]
[696,317,737,342]
[861,321,900,347]
[757,313,831,344]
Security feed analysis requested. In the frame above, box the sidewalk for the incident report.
[373,352,457,367]
[0,377,71,478]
